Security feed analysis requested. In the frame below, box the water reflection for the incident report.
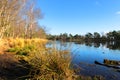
[47,41,120,64]
[106,41,120,50]
[75,41,120,50]
[47,41,120,80]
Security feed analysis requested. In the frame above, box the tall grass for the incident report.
[26,44,76,80]
[0,38,105,80]
[0,38,47,54]
[1,38,76,80]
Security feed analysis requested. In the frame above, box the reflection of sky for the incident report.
[46,41,120,65]
[46,41,73,51]
[71,43,120,65]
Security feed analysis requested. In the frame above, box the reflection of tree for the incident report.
[47,30,120,50]
[85,41,93,47]
[94,42,100,48]
[101,41,107,47]
[84,41,100,48]
[82,41,120,50]
[60,41,67,47]
[107,41,120,50]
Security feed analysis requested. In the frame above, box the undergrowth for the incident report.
[0,38,105,80]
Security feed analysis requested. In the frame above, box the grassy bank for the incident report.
[0,38,105,80]
[0,38,76,80]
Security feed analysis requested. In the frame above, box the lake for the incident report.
[47,41,120,80]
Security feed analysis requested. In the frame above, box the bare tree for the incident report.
[0,0,26,38]
[0,0,46,39]
[23,0,43,38]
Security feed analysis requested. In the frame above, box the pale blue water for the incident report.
[71,43,120,64]
[47,41,120,80]
[47,41,120,64]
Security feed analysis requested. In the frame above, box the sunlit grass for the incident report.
[0,38,77,79]
[0,38,47,53]
[0,38,105,80]
[26,47,76,80]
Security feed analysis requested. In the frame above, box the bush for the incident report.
[25,48,77,80]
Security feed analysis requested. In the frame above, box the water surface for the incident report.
[47,41,120,80]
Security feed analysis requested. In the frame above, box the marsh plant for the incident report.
[26,44,77,80]
[0,38,105,80]
[2,39,76,80]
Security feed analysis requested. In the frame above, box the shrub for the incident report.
[25,48,77,80]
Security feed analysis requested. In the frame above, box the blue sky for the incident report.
[37,0,120,35]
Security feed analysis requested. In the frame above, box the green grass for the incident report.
[7,45,36,56]
[7,48,19,52]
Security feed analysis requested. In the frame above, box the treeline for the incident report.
[47,30,120,42]
[0,0,46,39]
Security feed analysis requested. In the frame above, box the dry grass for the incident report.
[0,38,105,80]
[0,38,77,80]
[26,48,77,80]
[0,38,47,54]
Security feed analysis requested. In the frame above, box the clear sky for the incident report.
[37,0,120,35]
